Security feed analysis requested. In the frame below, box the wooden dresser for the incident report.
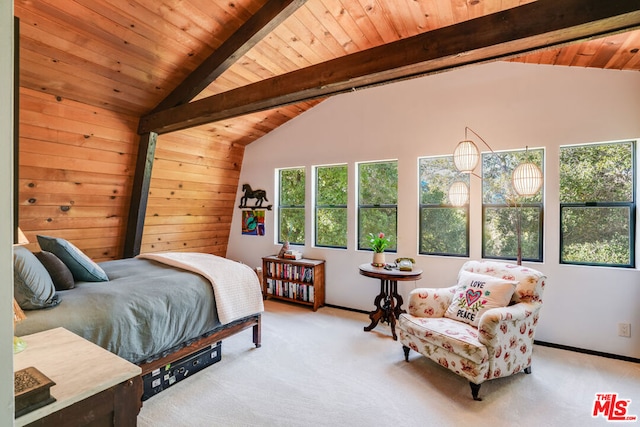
[14,327,142,427]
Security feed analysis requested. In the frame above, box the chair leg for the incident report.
[469,382,482,401]
[402,345,410,362]
[524,366,532,374]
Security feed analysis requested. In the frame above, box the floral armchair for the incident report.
[397,260,546,401]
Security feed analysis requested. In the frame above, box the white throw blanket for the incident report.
[137,252,264,324]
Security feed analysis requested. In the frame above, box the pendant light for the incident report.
[448,181,469,207]
[453,140,480,173]
[512,160,543,196]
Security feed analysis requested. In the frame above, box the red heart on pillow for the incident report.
[465,289,482,307]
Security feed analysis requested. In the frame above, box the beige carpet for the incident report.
[138,300,640,427]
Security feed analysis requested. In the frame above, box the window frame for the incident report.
[314,163,348,249]
[559,140,636,268]
[277,167,306,245]
[418,155,470,257]
[481,148,545,263]
[356,160,398,252]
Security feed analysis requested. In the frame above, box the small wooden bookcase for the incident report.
[262,255,325,311]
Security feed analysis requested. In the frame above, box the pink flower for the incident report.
[378,232,385,239]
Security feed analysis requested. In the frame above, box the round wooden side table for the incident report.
[358,263,423,340]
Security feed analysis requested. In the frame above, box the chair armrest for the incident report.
[478,301,543,348]
[406,286,456,318]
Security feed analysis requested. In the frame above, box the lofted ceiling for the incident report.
[15,0,640,147]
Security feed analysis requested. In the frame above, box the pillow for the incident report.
[36,235,109,282]
[34,251,76,291]
[444,270,517,327]
[14,246,60,310]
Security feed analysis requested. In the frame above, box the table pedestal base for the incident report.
[364,278,405,340]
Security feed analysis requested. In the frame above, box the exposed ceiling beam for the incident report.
[150,0,308,113]
[126,1,309,257]
[139,0,640,135]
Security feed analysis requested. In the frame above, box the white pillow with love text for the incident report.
[444,270,518,327]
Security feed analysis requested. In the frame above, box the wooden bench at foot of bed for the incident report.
[138,313,261,378]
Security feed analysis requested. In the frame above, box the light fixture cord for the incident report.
[465,126,496,153]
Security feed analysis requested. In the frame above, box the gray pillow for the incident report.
[36,235,109,282]
[34,251,75,291]
[14,246,60,310]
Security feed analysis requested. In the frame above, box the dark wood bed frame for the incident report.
[138,313,261,377]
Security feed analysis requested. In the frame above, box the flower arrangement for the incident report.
[368,232,391,253]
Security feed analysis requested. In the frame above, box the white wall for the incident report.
[1,2,15,423]
[227,61,640,359]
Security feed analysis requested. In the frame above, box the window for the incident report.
[357,160,398,252]
[482,149,544,262]
[278,167,305,245]
[315,164,348,248]
[559,141,635,267]
[418,156,469,256]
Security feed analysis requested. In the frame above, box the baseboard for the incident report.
[325,303,368,315]
[534,341,640,364]
[325,304,640,364]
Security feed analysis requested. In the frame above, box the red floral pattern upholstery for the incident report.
[398,261,546,388]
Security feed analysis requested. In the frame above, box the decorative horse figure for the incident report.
[240,184,269,208]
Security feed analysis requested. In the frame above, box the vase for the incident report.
[372,252,386,267]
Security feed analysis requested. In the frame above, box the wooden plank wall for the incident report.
[142,128,243,257]
[18,88,137,261]
[18,87,244,261]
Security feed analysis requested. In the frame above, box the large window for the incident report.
[315,164,348,248]
[482,149,544,262]
[418,156,469,256]
[357,160,398,252]
[560,141,635,267]
[278,167,305,245]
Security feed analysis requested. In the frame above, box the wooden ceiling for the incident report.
[14,0,640,145]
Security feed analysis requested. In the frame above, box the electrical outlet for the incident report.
[618,323,631,337]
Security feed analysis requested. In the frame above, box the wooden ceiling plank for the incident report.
[270,22,327,65]
[278,17,335,62]
[432,0,456,28]
[248,35,308,72]
[31,0,201,75]
[19,27,164,92]
[151,0,309,112]
[375,0,411,39]
[401,0,431,34]
[586,35,627,69]
[319,0,372,49]
[305,0,356,54]
[571,37,605,67]
[20,60,147,116]
[362,1,402,42]
[603,30,640,69]
[341,0,386,46]
[291,6,349,57]
[140,0,640,135]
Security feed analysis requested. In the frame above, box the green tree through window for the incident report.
[358,160,397,252]
[560,141,635,267]
[315,165,348,248]
[419,156,469,256]
[482,149,544,262]
[278,167,305,244]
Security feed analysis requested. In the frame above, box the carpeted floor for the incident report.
[138,300,640,427]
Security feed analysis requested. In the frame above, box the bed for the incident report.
[13,237,264,395]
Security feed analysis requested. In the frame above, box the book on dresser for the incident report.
[262,255,325,311]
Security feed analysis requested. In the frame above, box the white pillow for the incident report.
[444,270,517,327]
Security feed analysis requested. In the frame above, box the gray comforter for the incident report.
[15,257,220,364]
